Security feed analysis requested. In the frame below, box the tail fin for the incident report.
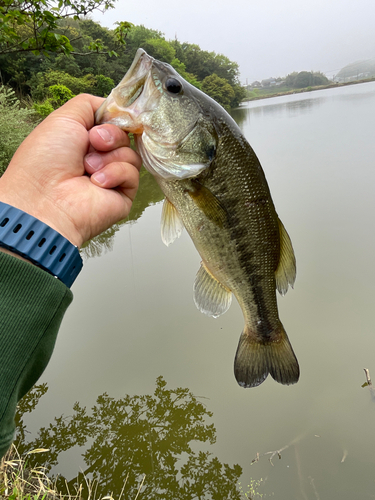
[234,324,299,388]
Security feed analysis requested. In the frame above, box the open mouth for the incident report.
[118,79,145,108]
[95,49,153,125]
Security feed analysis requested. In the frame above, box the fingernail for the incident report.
[97,127,112,142]
[92,172,106,185]
[85,153,103,171]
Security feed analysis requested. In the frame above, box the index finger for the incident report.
[47,94,105,131]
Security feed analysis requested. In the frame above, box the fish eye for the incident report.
[165,78,182,94]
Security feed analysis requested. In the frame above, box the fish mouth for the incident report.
[95,49,154,132]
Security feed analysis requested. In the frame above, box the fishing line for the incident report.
[126,216,138,300]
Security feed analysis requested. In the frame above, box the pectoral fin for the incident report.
[188,180,228,228]
[275,218,296,295]
[161,198,184,246]
[193,263,232,318]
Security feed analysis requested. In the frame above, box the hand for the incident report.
[0,94,142,248]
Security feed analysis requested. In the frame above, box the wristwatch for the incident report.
[0,202,83,288]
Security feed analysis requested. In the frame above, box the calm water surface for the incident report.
[24,82,375,498]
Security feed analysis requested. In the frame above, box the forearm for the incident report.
[0,252,73,458]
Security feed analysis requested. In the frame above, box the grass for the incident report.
[0,445,79,500]
[0,445,146,500]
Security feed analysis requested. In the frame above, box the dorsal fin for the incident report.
[193,263,232,318]
[161,198,184,246]
[275,218,296,296]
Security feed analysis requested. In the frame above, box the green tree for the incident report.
[230,83,246,108]
[171,41,241,88]
[285,70,329,89]
[142,38,175,63]
[48,84,75,105]
[293,71,313,88]
[311,71,329,86]
[94,74,114,96]
[0,0,116,56]
[170,58,201,89]
[285,72,298,88]
[52,53,82,77]
[202,73,235,109]
[28,69,96,100]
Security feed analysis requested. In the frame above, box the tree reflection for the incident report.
[15,377,242,499]
[81,168,164,259]
[229,107,248,129]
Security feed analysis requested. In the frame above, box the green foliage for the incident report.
[32,99,54,117]
[171,41,241,87]
[28,69,96,100]
[53,54,82,77]
[48,84,75,105]
[0,85,38,175]
[142,38,176,63]
[285,70,330,89]
[0,0,116,56]
[170,58,201,89]
[202,73,235,109]
[94,74,114,97]
[33,83,75,117]
[0,16,244,108]
[15,377,243,499]
[231,82,247,107]
[126,24,164,52]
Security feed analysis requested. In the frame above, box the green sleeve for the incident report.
[0,252,73,459]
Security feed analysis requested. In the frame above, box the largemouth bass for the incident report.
[95,49,299,388]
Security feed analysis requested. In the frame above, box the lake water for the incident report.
[22,82,375,499]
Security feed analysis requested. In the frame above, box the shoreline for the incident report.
[241,77,375,103]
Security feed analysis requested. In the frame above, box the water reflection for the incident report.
[229,107,248,128]
[15,379,243,499]
[81,169,164,259]
[252,97,322,117]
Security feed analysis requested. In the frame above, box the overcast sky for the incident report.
[92,0,375,83]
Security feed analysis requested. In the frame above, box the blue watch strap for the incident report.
[0,202,83,288]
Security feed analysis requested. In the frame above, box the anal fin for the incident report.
[193,263,232,318]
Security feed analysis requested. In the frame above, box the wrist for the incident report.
[0,201,83,249]
[0,202,83,287]
[0,175,84,248]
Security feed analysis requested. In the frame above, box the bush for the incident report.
[95,74,115,97]
[33,84,75,118]
[0,86,38,176]
[48,84,75,107]
[28,70,96,101]
[33,100,55,118]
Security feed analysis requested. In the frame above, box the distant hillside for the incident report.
[335,59,375,82]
